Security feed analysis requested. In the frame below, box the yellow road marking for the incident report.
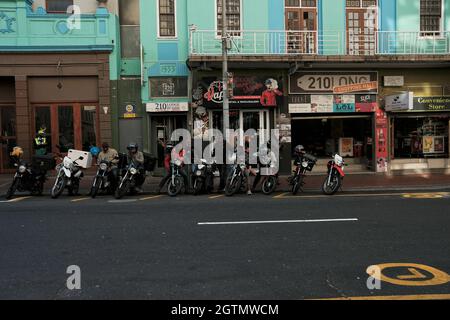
[8,196,32,203]
[369,263,450,287]
[71,197,91,203]
[397,268,428,280]
[274,192,450,200]
[403,192,449,199]
[315,294,450,300]
[209,194,224,199]
[139,195,164,201]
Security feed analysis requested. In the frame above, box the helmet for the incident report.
[90,146,101,157]
[127,143,138,151]
[294,145,305,155]
[11,146,24,158]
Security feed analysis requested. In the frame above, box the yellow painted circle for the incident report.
[369,263,450,286]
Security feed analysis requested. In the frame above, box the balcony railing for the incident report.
[189,30,450,56]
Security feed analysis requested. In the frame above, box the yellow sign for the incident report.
[333,81,378,94]
[368,263,450,286]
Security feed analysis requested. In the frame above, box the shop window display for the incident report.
[393,116,449,158]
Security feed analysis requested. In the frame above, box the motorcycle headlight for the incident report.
[63,158,73,169]
[99,163,108,171]
[302,161,309,168]
[18,165,27,173]
[239,163,246,169]
[130,168,137,175]
[195,170,202,176]
[174,159,182,166]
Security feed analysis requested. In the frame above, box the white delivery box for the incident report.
[67,149,92,169]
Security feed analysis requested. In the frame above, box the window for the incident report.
[46,0,74,13]
[285,0,317,53]
[158,0,176,37]
[346,0,377,8]
[285,0,317,7]
[120,0,141,58]
[346,0,378,55]
[420,0,443,34]
[217,0,241,36]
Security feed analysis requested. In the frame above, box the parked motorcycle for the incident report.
[51,154,85,199]
[225,160,247,197]
[167,158,185,197]
[192,159,217,195]
[289,153,317,195]
[90,159,118,198]
[322,153,346,195]
[114,159,143,199]
[6,155,54,200]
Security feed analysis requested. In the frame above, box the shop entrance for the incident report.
[0,105,16,172]
[150,114,187,169]
[292,115,373,168]
[32,103,100,154]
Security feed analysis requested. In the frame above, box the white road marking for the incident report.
[0,196,33,203]
[107,199,138,204]
[198,218,358,226]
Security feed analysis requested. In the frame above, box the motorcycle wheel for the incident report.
[51,176,66,199]
[292,175,304,195]
[225,175,242,197]
[168,176,183,197]
[262,176,277,195]
[322,173,341,195]
[5,178,20,200]
[193,178,203,196]
[68,180,80,196]
[114,179,130,199]
[90,178,102,199]
[31,180,44,196]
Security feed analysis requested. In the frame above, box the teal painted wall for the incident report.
[321,0,346,54]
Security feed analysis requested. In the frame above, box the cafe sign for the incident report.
[413,96,450,112]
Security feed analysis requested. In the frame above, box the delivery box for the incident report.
[67,149,92,169]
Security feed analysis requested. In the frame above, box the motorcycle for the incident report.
[90,159,118,198]
[6,156,53,200]
[192,159,217,195]
[114,159,143,199]
[322,153,346,195]
[167,159,185,197]
[225,160,247,197]
[51,154,85,199]
[289,153,317,195]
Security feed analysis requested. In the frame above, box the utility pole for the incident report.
[221,0,230,137]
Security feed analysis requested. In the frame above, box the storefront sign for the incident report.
[384,76,404,87]
[123,104,137,118]
[375,107,388,173]
[193,75,283,108]
[150,77,188,98]
[413,96,450,112]
[289,94,377,113]
[385,92,413,111]
[146,102,189,113]
[333,81,378,94]
[289,72,378,94]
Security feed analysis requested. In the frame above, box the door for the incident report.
[33,104,100,154]
[240,110,271,145]
[285,9,317,53]
[0,105,16,172]
[346,7,377,55]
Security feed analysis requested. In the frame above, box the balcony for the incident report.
[189,30,450,62]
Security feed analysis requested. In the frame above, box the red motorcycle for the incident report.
[322,154,347,195]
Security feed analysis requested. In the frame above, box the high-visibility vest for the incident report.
[35,136,47,146]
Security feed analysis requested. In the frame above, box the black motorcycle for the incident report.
[260,164,279,195]
[90,160,118,198]
[167,159,185,197]
[192,159,217,195]
[289,153,317,195]
[6,155,54,200]
[114,159,143,199]
[225,162,247,197]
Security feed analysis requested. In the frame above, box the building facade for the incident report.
[0,0,119,173]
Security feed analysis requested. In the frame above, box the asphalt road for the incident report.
[0,190,449,300]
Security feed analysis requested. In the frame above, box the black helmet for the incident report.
[127,143,138,151]
[294,145,305,154]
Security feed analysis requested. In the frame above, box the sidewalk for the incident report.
[1,172,450,194]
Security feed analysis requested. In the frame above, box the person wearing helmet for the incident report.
[34,125,49,155]
[97,142,119,189]
[127,143,145,192]
[10,146,24,159]
[293,145,307,167]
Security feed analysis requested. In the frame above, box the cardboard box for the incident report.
[67,149,92,169]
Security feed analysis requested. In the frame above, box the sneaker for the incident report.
[247,190,253,195]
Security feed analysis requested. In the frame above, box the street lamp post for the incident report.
[221,0,230,137]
